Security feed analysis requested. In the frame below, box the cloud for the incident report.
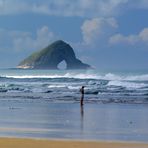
[139,28,148,42]
[0,0,30,15]
[38,0,148,17]
[32,0,128,17]
[0,0,147,17]
[109,28,148,45]
[0,0,121,16]
[0,26,56,52]
[127,0,148,9]
[81,17,118,45]
[13,26,55,51]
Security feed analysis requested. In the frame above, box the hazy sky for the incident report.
[0,0,148,70]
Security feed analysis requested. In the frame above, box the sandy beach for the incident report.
[0,138,148,148]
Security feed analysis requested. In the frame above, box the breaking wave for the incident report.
[0,69,148,104]
[1,72,148,81]
[107,81,148,89]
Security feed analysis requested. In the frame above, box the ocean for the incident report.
[0,69,148,104]
[0,69,148,142]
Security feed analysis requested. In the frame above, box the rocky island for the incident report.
[17,40,91,70]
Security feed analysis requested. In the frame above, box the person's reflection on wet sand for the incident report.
[80,104,84,132]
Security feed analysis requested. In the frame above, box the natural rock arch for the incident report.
[57,60,67,70]
[17,40,91,70]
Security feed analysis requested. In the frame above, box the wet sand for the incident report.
[0,138,148,148]
[0,102,148,141]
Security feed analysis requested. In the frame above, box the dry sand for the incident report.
[0,138,148,148]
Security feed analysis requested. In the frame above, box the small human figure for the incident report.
[80,86,85,106]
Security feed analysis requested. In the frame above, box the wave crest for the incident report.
[0,72,148,81]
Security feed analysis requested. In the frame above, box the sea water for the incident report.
[0,69,148,142]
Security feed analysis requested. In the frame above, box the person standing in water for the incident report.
[80,86,85,106]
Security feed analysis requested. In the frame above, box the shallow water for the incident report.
[0,69,148,142]
[0,98,148,142]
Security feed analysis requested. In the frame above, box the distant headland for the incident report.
[17,40,91,70]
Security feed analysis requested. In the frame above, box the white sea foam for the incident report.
[3,75,65,79]
[1,72,148,81]
[48,84,66,88]
[1,73,98,79]
[67,86,80,90]
[103,73,148,81]
[108,80,148,89]
[122,74,148,81]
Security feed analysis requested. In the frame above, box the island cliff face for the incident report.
[17,40,91,69]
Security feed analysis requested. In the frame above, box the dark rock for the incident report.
[44,90,52,93]
[85,90,99,95]
[17,40,91,70]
